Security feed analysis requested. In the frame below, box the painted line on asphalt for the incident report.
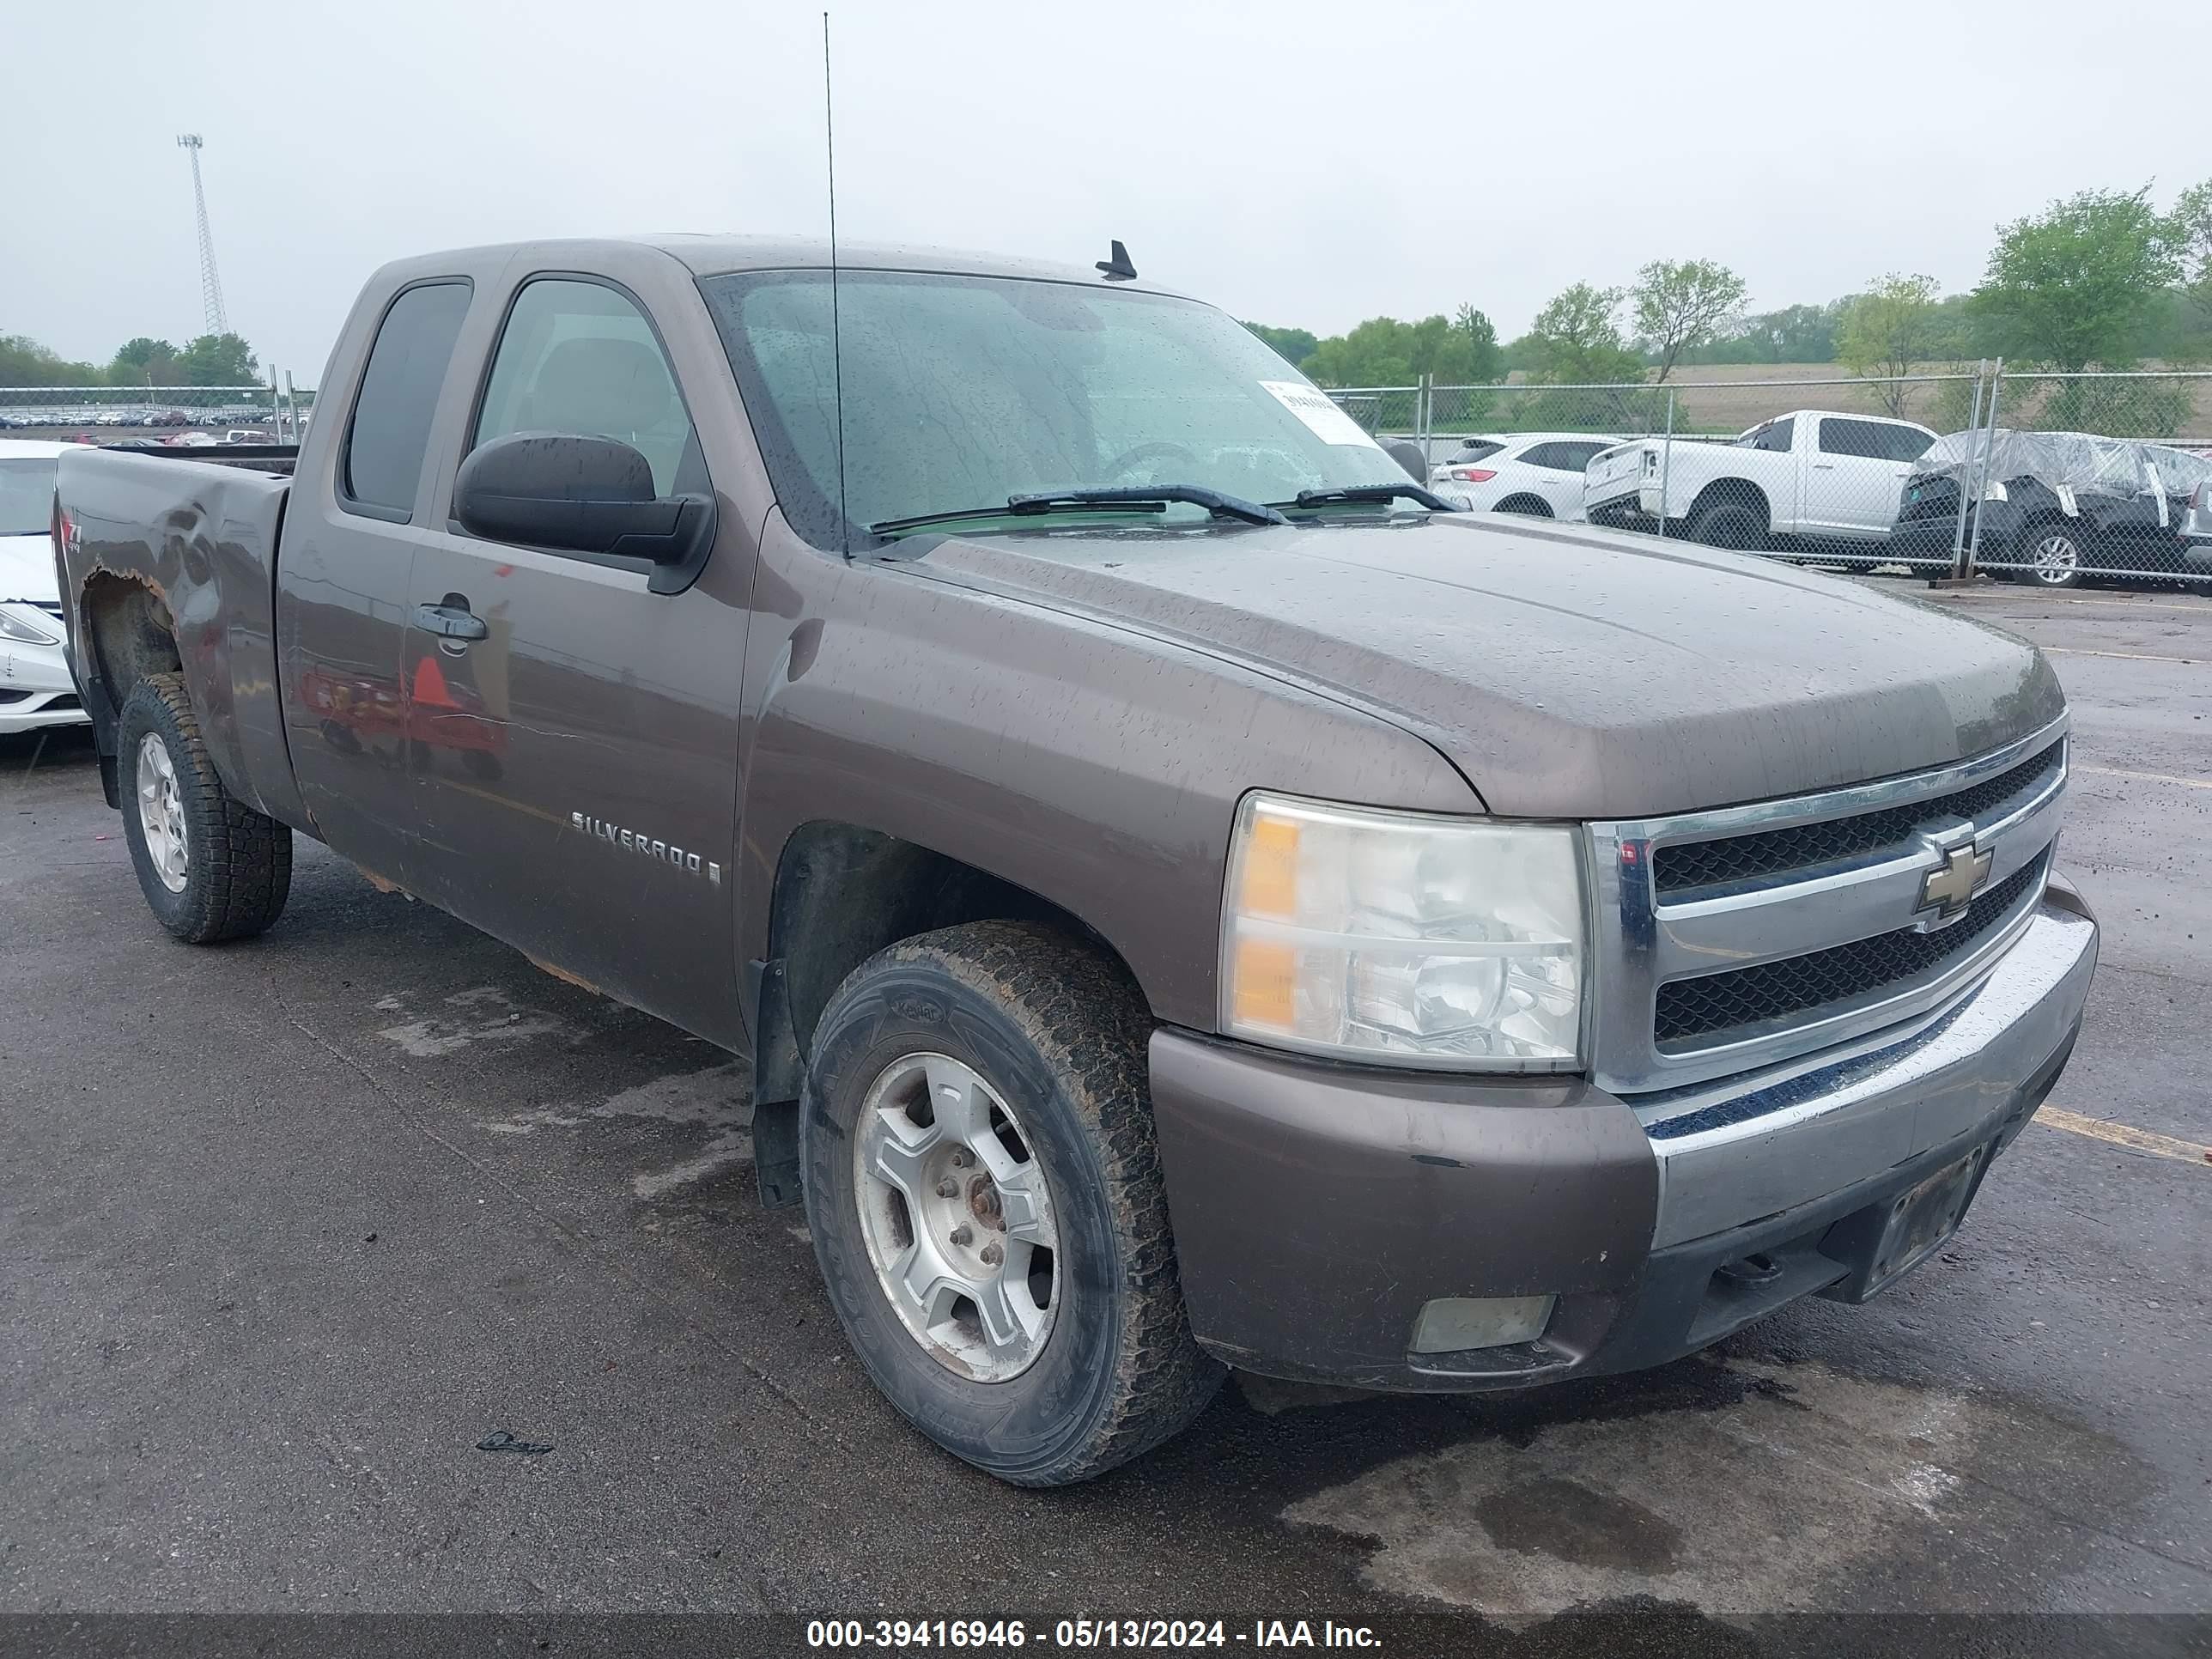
[2037,1107,2211,1169]
[2054,595,2212,611]
[2076,763,2212,791]
[2042,646,2205,666]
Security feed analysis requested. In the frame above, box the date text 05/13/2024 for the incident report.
[805,1618,1382,1649]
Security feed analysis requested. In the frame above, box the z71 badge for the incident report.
[572,812,722,885]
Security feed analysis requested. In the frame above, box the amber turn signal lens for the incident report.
[1231,939,1297,1030]
[1238,811,1299,919]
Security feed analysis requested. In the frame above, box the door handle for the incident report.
[1812,462,1837,470]
[415,599,489,642]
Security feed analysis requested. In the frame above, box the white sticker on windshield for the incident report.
[2056,483,2078,517]
[1261,380,1384,449]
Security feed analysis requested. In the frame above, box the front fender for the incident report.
[733,532,1479,1033]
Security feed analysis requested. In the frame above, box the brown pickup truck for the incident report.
[53,236,2096,1486]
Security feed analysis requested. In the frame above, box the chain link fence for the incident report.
[1328,367,2212,588]
[0,381,314,444]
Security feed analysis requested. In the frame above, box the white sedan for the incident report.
[0,440,90,736]
[1428,433,1624,521]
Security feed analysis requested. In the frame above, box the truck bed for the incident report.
[54,444,307,829]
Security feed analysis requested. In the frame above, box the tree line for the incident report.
[1246,179,2212,434]
[0,331,261,390]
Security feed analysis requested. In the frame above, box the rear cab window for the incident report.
[1741,417,1796,453]
[341,281,473,521]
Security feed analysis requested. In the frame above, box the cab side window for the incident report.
[343,280,473,520]
[1819,418,1891,459]
[471,278,703,498]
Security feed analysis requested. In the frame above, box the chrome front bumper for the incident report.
[1638,890,2098,1250]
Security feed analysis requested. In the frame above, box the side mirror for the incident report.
[1382,437,1430,483]
[453,432,716,595]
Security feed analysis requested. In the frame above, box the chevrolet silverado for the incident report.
[52,237,2095,1486]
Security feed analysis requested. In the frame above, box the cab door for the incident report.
[397,264,753,1045]
[278,277,476,890]
[1804,416,1922,539]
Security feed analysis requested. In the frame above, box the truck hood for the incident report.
[0,532,58,605]
[908,514,2065,818]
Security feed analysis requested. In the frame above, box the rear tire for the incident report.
[2019,526,2086,590]
[1493,495,1553,518]
[116,674,292,943]
[1688,495,1770,551]
[800,920,1223,1486]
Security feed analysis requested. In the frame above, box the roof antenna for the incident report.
[1096,240,1137,282]
[824,11,851,556]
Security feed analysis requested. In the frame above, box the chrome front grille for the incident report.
[1653,849,2049,1047]
[1652,740,2063,896]
[1586,717,2069,1095]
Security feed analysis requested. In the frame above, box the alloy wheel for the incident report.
[2030,533,2081,586]
[852,1052,1059,1382]
[136,732,189,893]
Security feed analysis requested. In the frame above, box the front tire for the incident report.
[800,921,1222,1486]
[117,674,292,943]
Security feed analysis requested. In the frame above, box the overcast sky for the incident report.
[9,0,2208,383]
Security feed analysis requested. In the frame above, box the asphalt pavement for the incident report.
[2,581,2207,1655]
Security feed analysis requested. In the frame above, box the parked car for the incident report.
[1586,410,1938,550]
[53,235,2094,1487]
[1893,429,2212,590]
[1429,433,1620,520]
[0,440,92,736]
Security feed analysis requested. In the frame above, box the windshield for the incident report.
[700,270,1408,543]
[0,458,58,536]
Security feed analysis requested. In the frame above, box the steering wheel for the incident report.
[1102,441,1200,483]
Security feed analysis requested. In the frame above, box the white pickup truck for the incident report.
[1585,410,1938,551]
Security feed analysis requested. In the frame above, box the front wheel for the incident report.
[800,920,1223,1486]
[117,673,292,942]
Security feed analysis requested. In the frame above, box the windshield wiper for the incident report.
[871,486,1289,536]
[1275,484,1458,513]
[1011,486,1288,526]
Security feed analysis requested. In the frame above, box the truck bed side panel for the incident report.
[55,449,309,830]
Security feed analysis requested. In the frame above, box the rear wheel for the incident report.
[116,674,292,943]
[1687,496,1769,550]
[2021,527,2086,590]
[800,920,1222,1486]
[1493,495,1553,518]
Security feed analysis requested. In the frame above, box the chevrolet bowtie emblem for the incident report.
[1918,841,1993,923]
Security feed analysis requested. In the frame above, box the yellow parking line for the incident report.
[2076,764,2212,791]
[2041,646,2204,666]
[2037,1107,2210,1168]
[2055,596,2212,611]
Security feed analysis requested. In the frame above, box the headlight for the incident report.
[1219,793,1586,1070]
[0,605,59,646]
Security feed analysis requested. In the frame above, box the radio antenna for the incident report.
[823,12,851,556]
